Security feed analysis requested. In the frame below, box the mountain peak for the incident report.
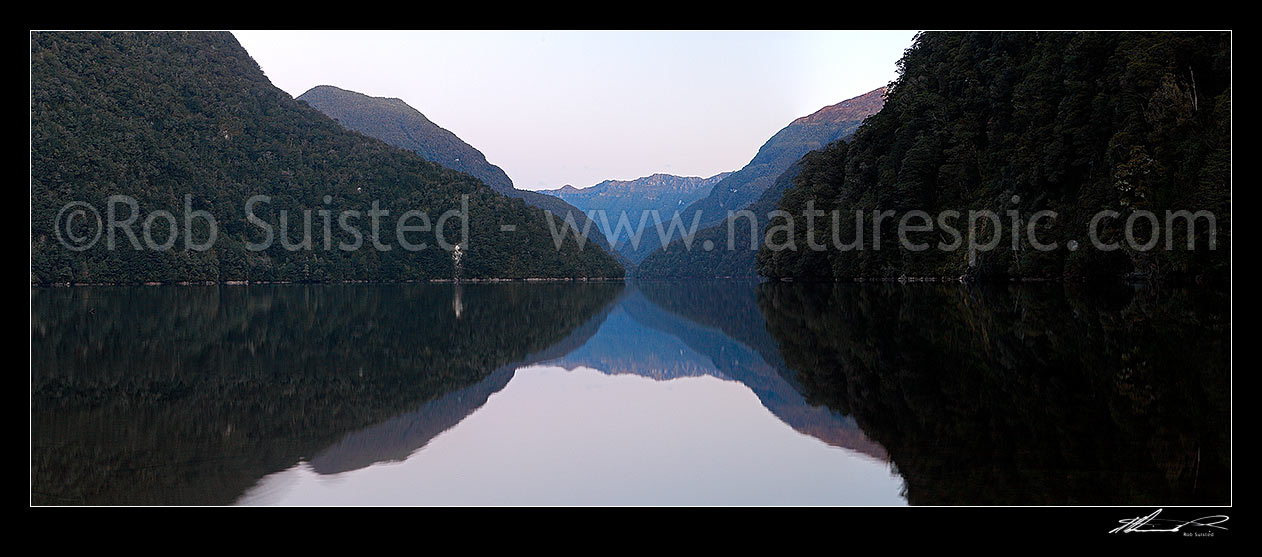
[305,84,348,94]
[297,84,617,253]
[547,172,730,196]
[298,85,508,191]
[792,86,888,126]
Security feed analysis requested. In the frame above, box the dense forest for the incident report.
[757,32,1230,282]
[31,32,623,284]
[759,282,1230,504]
[31,282,622,504]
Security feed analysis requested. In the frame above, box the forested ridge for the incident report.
[757,32,1230,282]
[31,32,624,284]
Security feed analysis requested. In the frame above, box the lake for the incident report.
[30,280,1230,506]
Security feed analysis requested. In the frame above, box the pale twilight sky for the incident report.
[232,30,918,191]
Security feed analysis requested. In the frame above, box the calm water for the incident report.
[30,280,1230,505]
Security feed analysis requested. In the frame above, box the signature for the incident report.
[1109,509,1229,534]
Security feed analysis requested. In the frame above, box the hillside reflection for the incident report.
[293,281,888,487]
[33,280,1227,506]
[31,282,622,505]
[757,283,1230,505]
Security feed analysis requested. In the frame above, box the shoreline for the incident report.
[32,274,1220,288]
[30,277,629,288]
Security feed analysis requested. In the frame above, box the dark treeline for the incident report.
[758,282,1230,505]
[31,282,622,504]
[758,32,1230,282]
[31,32,623,284]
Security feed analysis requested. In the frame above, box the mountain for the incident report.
[543,172,732,222]
[297,85,516,193]
[683,86,886,224]
[632,87,887,268]
[539,172,731,262]
[296,85,618,257]
[634,161,806,278]
[756,32,1230,283]
[30,32,623,284]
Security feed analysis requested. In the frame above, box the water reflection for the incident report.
[239,282,899,505]
[31,280,1229,506]
[756,282,1230,505]
[240,365,903,506]
[31,282,621,505]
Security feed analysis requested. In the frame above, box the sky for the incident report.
[232,30,918,191]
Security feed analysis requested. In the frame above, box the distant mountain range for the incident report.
[635,161,806,278]
[635,87,887,277]
[543,172,732,218]
[539,172,732,262]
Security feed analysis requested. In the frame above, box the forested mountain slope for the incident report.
[31,32,623,283]
[757,32,1230,282]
